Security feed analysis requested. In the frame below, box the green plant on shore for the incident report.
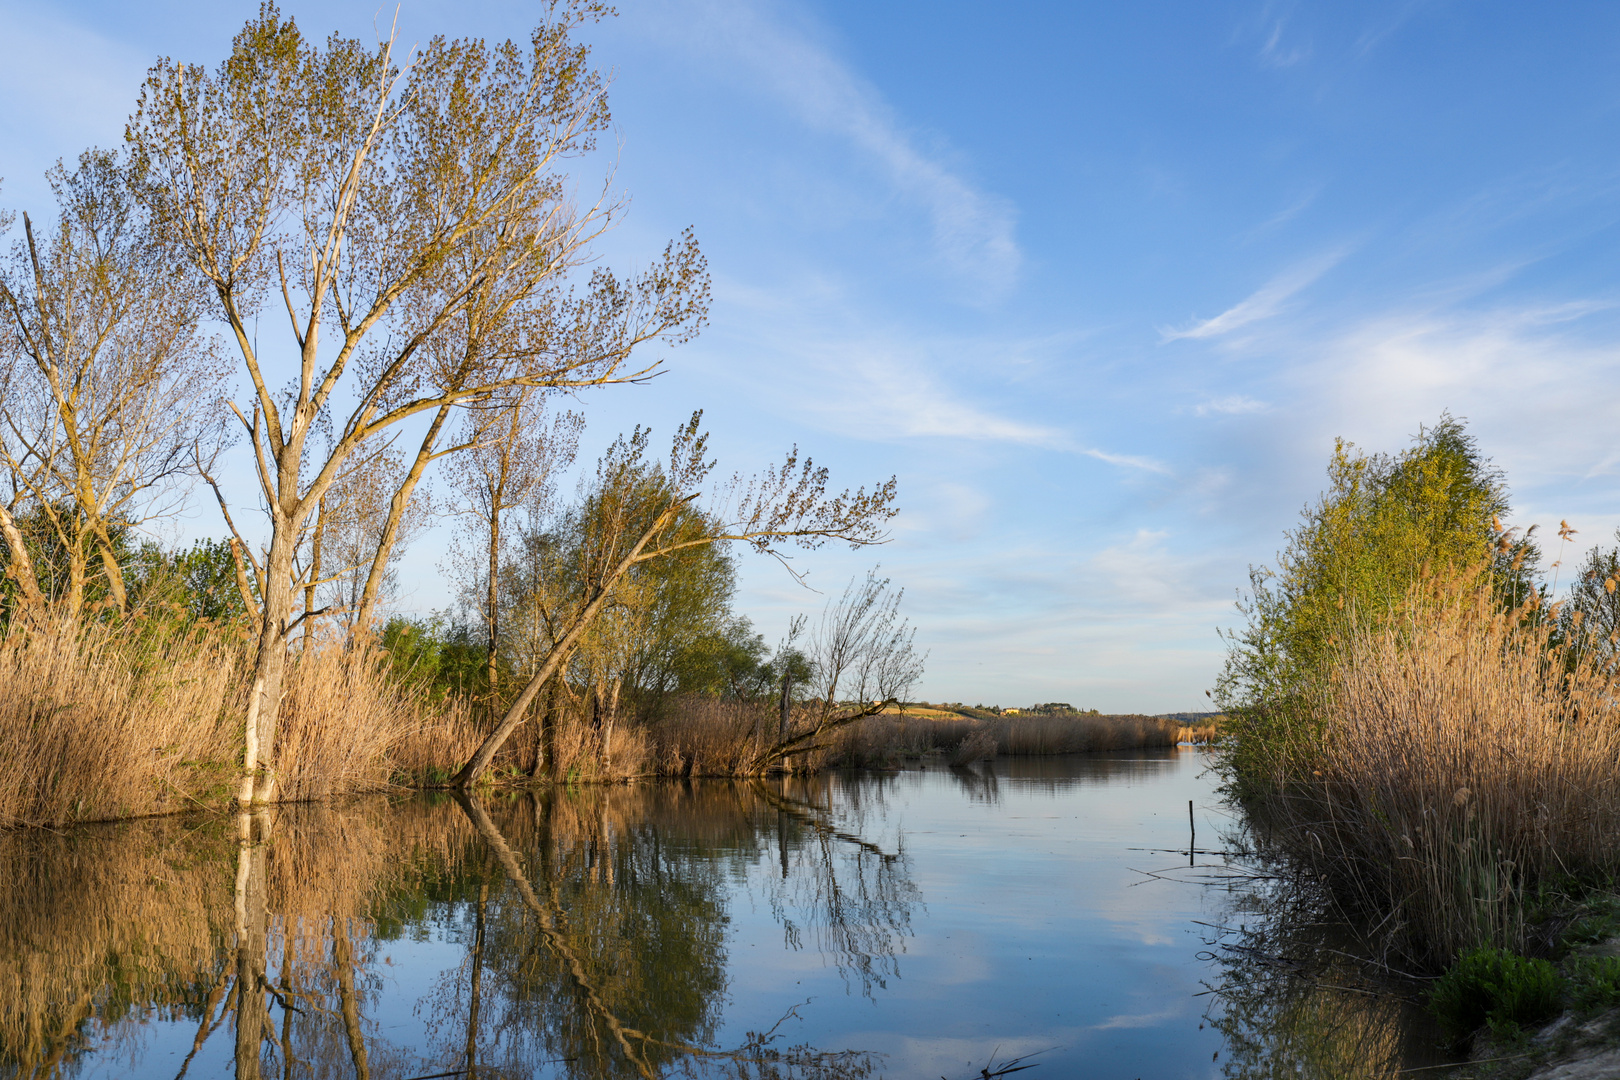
[1429,947,1563,1039]
[1566,956,1620,1013]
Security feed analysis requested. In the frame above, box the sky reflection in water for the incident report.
[0,749,1440,1079]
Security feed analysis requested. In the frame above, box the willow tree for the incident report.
[126,2,710,805]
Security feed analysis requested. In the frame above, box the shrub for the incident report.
[1567,956,1620,1012]
[1429,947,1563,1037]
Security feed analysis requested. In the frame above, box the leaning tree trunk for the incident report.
[0,502,47,622]
[451,502,683,789]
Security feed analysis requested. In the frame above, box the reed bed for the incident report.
[0,613,1213,821]
[1244,571,1620,968]
[994,712,1188,754]
[813,710,1198,769]
[0,620,483,827]
[0,620,245,826]
[649,702,1201,775]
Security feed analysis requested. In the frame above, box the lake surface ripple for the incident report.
[0,748,1447,1079]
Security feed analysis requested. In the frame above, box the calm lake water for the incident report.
[1,748,1447,1079]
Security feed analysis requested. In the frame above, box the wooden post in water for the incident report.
[1188,799,1196,866]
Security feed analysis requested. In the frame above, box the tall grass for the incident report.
[0,620,244,826]
[0,619,480,827]
[645,700,1205,776]
[790,709,1201,771]
[1240,567,1620,967]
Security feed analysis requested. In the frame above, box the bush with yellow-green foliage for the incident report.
[1215,414,1540,799]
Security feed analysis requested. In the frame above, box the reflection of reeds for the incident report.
[1205,882,1451,1080]
[1,784,903,1079]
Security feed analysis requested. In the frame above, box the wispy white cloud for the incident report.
[1260,18,1311,68]
[1160,248,1346,341]
[771,341,1170,471]
[1355,0,1434,56]
[1195,395,1269,416]
[1245,184,1323,238]
[1085,448,1171,473]
[624,0,1020,296]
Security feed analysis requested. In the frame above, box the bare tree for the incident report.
[126,3,710,804]
[444,390,581,711]
[0,151,226,620]
[747,570,924,772]
[308,439,436,626]
[453,412,898,787]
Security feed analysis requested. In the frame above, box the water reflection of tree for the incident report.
[0,782,910,1079]
[753,778,918,996]
[1201,878,1450,1080]
[436,787,887,1079]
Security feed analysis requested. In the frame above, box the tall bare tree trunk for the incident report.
[64,535,86,617]
[304,498,325,651]
[529,681,554,777]
[352,405,451,635]
[241,529,297,805]
[93,534,128,615]
[778,668,792,743]
[485,491,501,721]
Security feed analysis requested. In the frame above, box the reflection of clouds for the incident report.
[1091,1003,1191,1030]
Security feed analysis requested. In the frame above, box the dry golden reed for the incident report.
[0,620,481,827]
[1250,566,1620,966]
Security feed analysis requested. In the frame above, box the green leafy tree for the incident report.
[1216,415,1539,790]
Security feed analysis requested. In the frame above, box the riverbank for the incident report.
[0,619,1212,828]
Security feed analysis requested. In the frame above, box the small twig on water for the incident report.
[944,1046,1055,1078]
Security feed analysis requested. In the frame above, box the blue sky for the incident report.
[5,1,1620,711]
